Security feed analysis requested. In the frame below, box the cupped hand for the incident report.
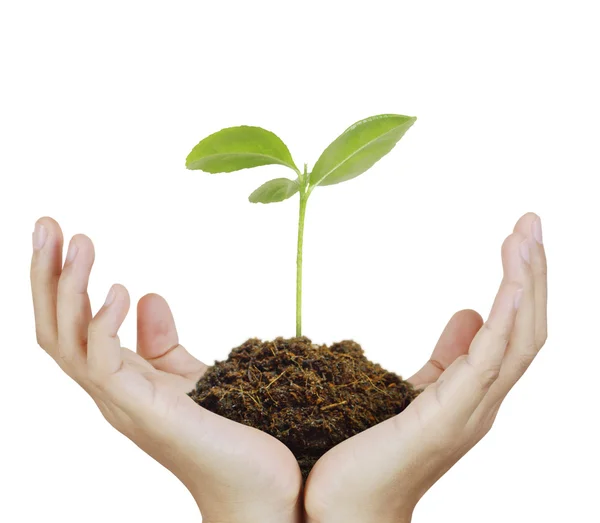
[30,217,303,523]
[304,213,547,523]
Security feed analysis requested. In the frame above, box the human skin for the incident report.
[30,217,303,523]
[303,213,547,523]
[31,212,546,523]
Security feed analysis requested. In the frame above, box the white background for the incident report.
[1,1,599,521]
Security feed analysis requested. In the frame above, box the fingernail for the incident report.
[104,286,116,307]
[519,240,530,264]
[66,241,78,263]
[32,222,47,251]
[514,288,524,309]
[533,218,543,245]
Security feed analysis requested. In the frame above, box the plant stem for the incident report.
[296,165,309,337]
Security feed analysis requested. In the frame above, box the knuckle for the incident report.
[35,332,53,350]
[56,353,82,380]
[57,351,75,367]
[536,329,548,349]
[482,320,510,346]
[513,351,536,376]
[87,322,103,341]
[463,355,501,391]
[478,366,501,390]
[481,321,495,336]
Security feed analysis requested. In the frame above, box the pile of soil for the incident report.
[188,337,419,478]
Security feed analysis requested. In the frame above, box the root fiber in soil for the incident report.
[188,337,420,479]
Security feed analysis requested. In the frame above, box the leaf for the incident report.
[309,114,416,187]
[249,178,299,204]
[186,126,299,174]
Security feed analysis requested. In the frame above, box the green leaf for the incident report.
[309,114,416,187]
[249,177,299,204]
[186,126,299,174]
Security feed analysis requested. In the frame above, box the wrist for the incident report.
[305,507,414,523]
[195,502,302,523]
[191,491,303,523]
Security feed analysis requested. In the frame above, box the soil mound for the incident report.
[188,336,419,478]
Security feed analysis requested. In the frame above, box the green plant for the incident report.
[186,114,416,336]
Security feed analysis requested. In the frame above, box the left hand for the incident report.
[303,213,548,523]
[30,217,303,523]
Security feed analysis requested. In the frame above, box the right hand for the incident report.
[30,217,303,523]
[304,213,547,523]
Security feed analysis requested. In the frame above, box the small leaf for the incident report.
[186,126,299,174]
[249,178,299,204]
[309,114,416,187]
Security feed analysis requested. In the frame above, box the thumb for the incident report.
[407,309,483,388]
[137,293,207,381]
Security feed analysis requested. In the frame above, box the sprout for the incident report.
[186,114,416,336]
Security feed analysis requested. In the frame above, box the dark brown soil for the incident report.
[188,337,419,479]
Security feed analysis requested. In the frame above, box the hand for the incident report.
[30,217,303,523]
[303,213,547,523]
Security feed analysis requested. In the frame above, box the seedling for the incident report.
[186,114,416,337]
[186,114,420,478]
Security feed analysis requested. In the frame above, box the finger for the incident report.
[524,214,547,348]
[137,293,207,382]
[407,309,483,388]
[504,213,538,376]
[474,214,542,411]
[30,217,64,356]
[424,234,523,422]
[56,234,95,365]
[87,284,129,377]
[467,233,527,372]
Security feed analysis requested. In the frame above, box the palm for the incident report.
[115,339,300,480]
[103,295,303,519]
[304,310,484,521]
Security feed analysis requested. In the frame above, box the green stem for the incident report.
[296,165,309,337]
